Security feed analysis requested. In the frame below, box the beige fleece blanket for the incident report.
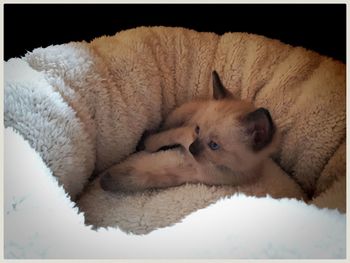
[5,26,345,234]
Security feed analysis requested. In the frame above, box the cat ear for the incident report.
[242,108,275,151]
[212,71,234,100]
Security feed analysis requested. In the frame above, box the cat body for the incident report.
[100,71,284,194]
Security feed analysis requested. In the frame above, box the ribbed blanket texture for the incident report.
[4,27,345,234]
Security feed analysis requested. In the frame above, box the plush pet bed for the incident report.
[4,26,346,258]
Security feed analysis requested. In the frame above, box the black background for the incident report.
[4,4,346,62]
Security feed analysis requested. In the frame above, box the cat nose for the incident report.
[189,138,202,156]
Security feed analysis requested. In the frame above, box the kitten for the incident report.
[100,71,278,192]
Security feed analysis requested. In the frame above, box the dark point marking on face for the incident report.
[195,125,200,134]
[189,138,204,156]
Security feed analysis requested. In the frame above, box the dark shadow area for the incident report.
[4,4,346,62]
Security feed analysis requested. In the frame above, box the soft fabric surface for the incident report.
[4,26,346,258]
[4,127,346,259]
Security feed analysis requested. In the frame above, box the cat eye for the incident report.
[208,140,220,150]
[195,125,200,134]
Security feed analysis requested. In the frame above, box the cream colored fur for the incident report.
[4,27,345,234]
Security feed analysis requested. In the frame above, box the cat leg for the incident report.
[143,126,197,152]
[100,150,198,193]
[136,101,202,151]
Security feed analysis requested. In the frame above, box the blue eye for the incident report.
[208,141,220,150]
